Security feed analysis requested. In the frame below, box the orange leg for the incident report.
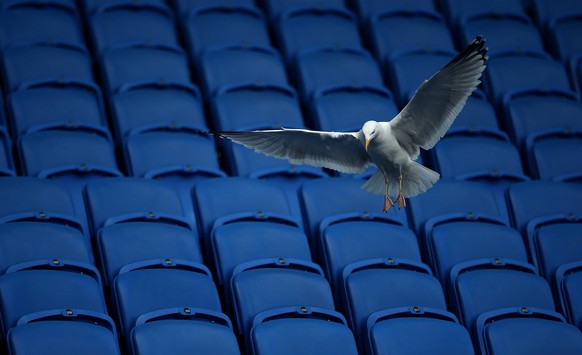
[396,171,406,209]
[383,175,394,212]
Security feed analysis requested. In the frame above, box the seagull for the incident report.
[219,36,488,212]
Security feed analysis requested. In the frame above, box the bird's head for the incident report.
[362,120,378,151]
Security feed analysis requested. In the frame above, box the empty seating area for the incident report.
[0,0,582,354]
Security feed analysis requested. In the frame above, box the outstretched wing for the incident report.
[219,128,372,173]
[390,35,488,158]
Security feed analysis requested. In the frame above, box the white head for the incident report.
[362,120,378,151]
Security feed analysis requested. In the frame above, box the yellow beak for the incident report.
[365,138,370,151]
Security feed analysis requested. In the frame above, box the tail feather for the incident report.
[361,162,440,198]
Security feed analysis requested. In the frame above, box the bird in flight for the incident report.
[220,36,488,212]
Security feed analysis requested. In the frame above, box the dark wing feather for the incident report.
[390,36,488,158]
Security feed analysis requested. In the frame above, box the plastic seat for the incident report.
[504,90,582,175]
[183,4,271,61]
[485,52,574,108]
[89,1,178,54]
[0,177,86,234]
[230,258,335,339]
[0,0,84,49]
[450,259,556,334]
[1,42,93,92]
[294,46,384,103]
[506,181,582,279]
[342,259,447,351]
[101,44,191,95]
[172,0,254,19]
[112,260,222,336]
[263,0,346,22]
[250,307,358,355]
[430,222,528,285]
[300,178,408,258]
[198,45,288,97]
[0,222,93,274]
[310,85,398,132]
[442,0,527,28]
[386,49,455,107]
[369,11,455,63]
[212,221,312,286]
[367,308,475,355]
[0,260,107,334]
[193,178,303,255]
[211,83,304,131]
[97,222,203,285]
[130,308,240,355]
[111,82,206,142]
[125,131,224,178]
[407,180,510,257]
[276,7,361,62]
[351,0,438,25]
[533,137,582,182]
[6,80,108,139]
[557,263,582,330]
[7,310,121,355]
[476,308,582,354]
[531,0,582,30]
[0,130,14,176]
[459,13,545,56]
[547,15,582,61]
[84,177,197,234]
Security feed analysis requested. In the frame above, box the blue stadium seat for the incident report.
[199,45,288,97]
[275,7,361,62]
[386,49,455,107]
[367,307,475,355]
[441,0,527,29]
[450,259,556,334]
[531,0,582,30]
[193,177,303,256]
[0,260,107,335]
[407,180,511,258]
[130,307,240,355]
[263,0,346,22]
[7,310,121,355]
[429,222,528,285]
[504,90,582,176]
[212,221,312,286]
[230,258,334,339]
[573,55,582,99]
[459,13,545,56]
[112,260,222,336]
[369,11,455,63]
[101,44,191,95]
[97,222,203,285]
[172,0,255,20]
[485,52,575,109]
[0,0,84,49]
[183,4,271,61]
[506,181,582,279]
[547,15,582,61]
[342,259,446,351]
[446,92,507,140]
[349,0,439,25]
[0,222,93,274]
[84,177,197,234]
[537,224,582,290]
[1,42,93,92]
[125,132,224,179]
[556,263,582,330]
[294,46,384,103]
[310,85,398,132]
[89,1,178,55]
[475,307,582,354]
[111,82,206,142]
[0,130,14,176]
[533,137,582,182]
[250,307,358,355]
[300,178,408,249]
[0,177,86,235]
[6,80,109,139]
[19,131,121,227]
[211,83,304,130]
